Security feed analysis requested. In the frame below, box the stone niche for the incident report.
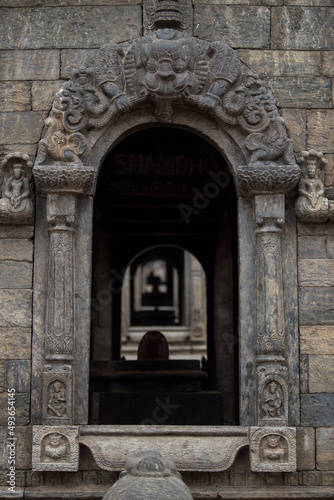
[29,0,300,476]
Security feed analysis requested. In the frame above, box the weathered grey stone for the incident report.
[32,81,65,111]
[281,109,306,153]
[102,453,194,500]
[193,6,270,48]
[297,222,334,236]
[0,112,45,145]
[324,154,334,193]
[0,262,32,289]
[0,83,31,112]
[0,290,32,327]
[0,0,141,5]
[0,239,33,262]
[300,326,334,355]
[299,287,334,325]
[0,50,60,81]
[297,236,326,259]
[316,428,334,470]
[238,50,321,77]
[266,77,332,109]
[327,235,334,259]
[0,393,30,425]
[0,144,37,164]
[308,355,334,393]
[5,360,31,392]
[0,361,5,392]
[32,426,79,472]
[298,259,334,287]
[0,327,31,359]
[272,7,334,49]
[322,52,334,77]
[0,426,32,470]
[301,394,334,426]
[61,49,99,79]
[285,0,334,5]
[308,111,334,154]
[300,354,309,394]
[296,427,315,471]
[0,7,142,49]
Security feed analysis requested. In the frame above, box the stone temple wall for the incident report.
[0,1,333,498]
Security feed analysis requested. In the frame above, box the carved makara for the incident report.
[36,19,295,170]
[295,149,330,222]
[0,152,34,224]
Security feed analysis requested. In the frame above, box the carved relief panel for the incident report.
[249,427,296,472]
[32,426,79,471]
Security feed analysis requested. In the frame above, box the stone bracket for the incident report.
[79,425,249,472]
[32,426,79,471]
[249,426,296,472]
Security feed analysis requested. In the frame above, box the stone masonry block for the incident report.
[0,393,30,425]
[0,7,142,49]
[0,262,32,289]
[308,355,334,393]
[265,77,332,109]
[299,287,334,325]
[296,427,315,471]
[0,239,33,262]
[272,7,334,50]
[297,236,326,259]
[61,49,99,79]
[285,0,334,6]
[316,428,334,470]
[237,50,321,77]
[0,290,32,328]
[0,328,31,359]
[5,360,31,393]
[298,259,334,287]
[281,109,306,153]
[0,0,141,5]
[308,110,334,154]
[0,426,32,470]
[0,50,60,81]
[327,236,334,259]
[193,6,270,48]
[0,112,45,145]
[32,80,65,111]
[300,326,334,355]
[301,394,334,427]
[0,82,31,112]
[322,52,334,77]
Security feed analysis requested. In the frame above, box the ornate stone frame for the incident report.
[29,10,301,473]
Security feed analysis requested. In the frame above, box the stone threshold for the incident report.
[3,486,334,500]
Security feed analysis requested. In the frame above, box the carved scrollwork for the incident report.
[36,1,296,171]
[295,149,330,222]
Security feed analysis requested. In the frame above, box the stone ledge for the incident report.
[21,486,334,499]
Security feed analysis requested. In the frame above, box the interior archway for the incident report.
[89,127,239,425]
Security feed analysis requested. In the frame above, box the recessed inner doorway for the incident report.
[89,127,239,425]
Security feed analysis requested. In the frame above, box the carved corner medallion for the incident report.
[32,426,79,471]
[249,427,296,472]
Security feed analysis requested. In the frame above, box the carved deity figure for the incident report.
[261,434,286,462]
[43,433,69,463]
[262,381,283,418]
[296,150,329,222]
[0,153,34,224]
[47,381,67,418]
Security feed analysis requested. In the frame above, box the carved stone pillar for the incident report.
[255,194,288,426]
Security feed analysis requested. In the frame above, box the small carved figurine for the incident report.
[0,152,34,224]
[295,149,329,222]
[261,434,286,462]
[43,433,69,463]
[47,381,67,418]
[262,380,283,418]
[102,452,194,500]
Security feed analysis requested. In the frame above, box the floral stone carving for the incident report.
[35,1,297,173]
[32,426,79,471]
[0,152,34,224]
[249,427,296,472]
[102,452,194,500]
[295,149,330,222]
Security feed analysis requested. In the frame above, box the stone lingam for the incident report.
[90,331,224,425]
[102,452,194,500]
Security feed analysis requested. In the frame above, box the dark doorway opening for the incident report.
[89,127,239,424]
